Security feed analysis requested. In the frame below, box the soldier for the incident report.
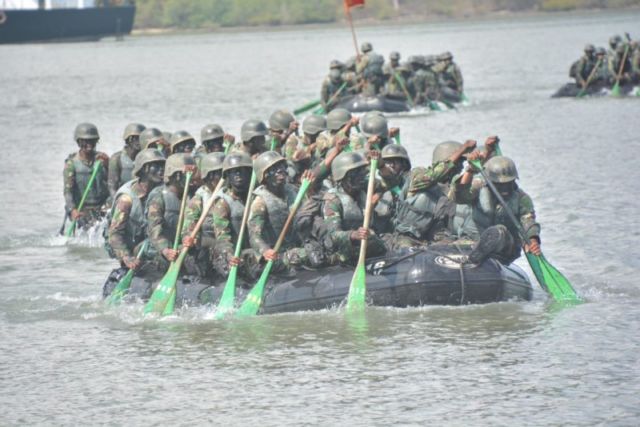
[384,64,413,101]
[145,153,197,272]
[392,140,476,248]
[359,113,396,151]
[322,151,386,264]
[170,130,197,154]
[231,119,269,158]
[248,151,323,273]
[140,127,170,157]
[268,109,299,155]
[608,42,633,86]
[356,42,385,96]
[406,55,427,104]
[211,152,254,278]
[423,55,442,102]
[591,47,611,86]
[452,156,541,265]
[106,149,165,271]
[321,60,347,112]
[181,152,225,277]
[63,123,110,230]
[198,124,234,155]
[382,51,401,80]
[285,115,326,171]
[608,35,623,57]
[574,44,598,88]
[373,144,412,235]
[631,40,640,83]
[317,108,362,157]
[434,51,464,101]
[108,123,145,201]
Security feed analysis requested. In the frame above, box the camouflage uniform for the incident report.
[145,184,181,271]
[321,77,346,110]
[107,148,136,200]
[608,47,632,85]
[248,184,309,271]
[434,61,464,99]
[322,187,386,264]
[179,184,218,277]
[574,53,598,87]
[106,180,150,265]
[63,151,110,227]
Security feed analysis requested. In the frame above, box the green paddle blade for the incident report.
[611,82,621,97]
[294,99,321,115]
[162,287,176,316]
[214,266,239,319]
[346,264,367,311]
[525,252,581,304]
[576,89,587,98]
[143,250,187,315]
[236,261,274,317]
[107,269,135,306]
[65,219,78,237]
[428,101,442,111]
[461,92,470,103]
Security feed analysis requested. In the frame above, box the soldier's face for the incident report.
[128,136,142,152]
[265,162,288,189]
[204,138,224,153]
[494,181,515,198]
[228,167,252,192]
[146,161,165,184]
[381,158,406,178]
[174,141,195,154]
[345,166,368,191]
[78,139,97,156]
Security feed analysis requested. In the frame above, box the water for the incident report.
[2,11,640,425]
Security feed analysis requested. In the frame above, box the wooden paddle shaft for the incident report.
[616,44,630,82]
[582,57,602,90]
[272,180,311,254]
[356,158,378,267]
[186,178,225,242]
[232,173,257,258]
[172,172,193,251]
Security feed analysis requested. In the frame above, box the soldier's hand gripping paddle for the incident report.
[346,154,379,311]
[214,172,257,319]
[236,178,312,317]
[66,160,102,237]
[577,57,603,98]
[107,240,149,306]
[469,159,580,303]
[143,171,193,315]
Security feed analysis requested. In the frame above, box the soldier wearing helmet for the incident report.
[197,124,234,155]
[433,51,464,102]
[355,41,386,96]
[63,122,110,230]
[144,153,197,270]
[139,127,170,157]
[108,123,146,201]
[285,115,327,179]
[169,130,197,154]
[105,149,165,271]
[391,139,477,248]
[453,154,541,265]
[268,109,299,155]
[321,60,348,112]
[248,151,323,272]
[179,152,225,278]
[374,144,412,234]
[232,119,269,158]
[608,41,633,86]
[316,108,362,158]
[320,150,386,264]
[573,44,599,88]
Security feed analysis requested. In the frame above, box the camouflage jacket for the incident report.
[212,187,249,258]
[107,181,150,261]
[107,148,136,199]
[405,160,458,198]
[63,151,109,212]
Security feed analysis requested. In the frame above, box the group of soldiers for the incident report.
[570,33,640,89]
[320,42,465,110]
[64,110,542,285]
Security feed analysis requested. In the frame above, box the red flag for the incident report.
[344,0,365,9]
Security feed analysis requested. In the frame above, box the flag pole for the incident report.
[344,1,361,59]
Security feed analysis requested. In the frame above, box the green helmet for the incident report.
[381,144,411,168]
[170,130,196,152]
[361,42,373,53]
[123,123,146,140]
[408,55,424,66]
[133,148,166,178]
[332,151,368,182]
[74,123,99,141]
[609,35,622,48]
[140,127,164,150]
[201,124,224,142]
[302,115,327,135]
[584,44,595,53]
[241,119,268,143]
[360,114,388,139]
[200,152,225,178]
[432,140,462,164]
[326,108,352,131]
[164,153,196,183]
[268,110,295,132]
[596,47,606,56]
[485,156,518,183]
[163,131,172,144]
[390,51,400,61]
[438,51,453,61]
[254,151,286,183]
[330,59,344,70]
[222,152,253,174]
[424,55,437,67]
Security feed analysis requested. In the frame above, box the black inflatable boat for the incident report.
[103,244,533,314]
[334,94,411,113]
[551,82,639,98]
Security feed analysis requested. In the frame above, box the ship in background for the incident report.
[0,0,135,44]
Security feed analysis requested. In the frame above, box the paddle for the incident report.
[214,172,258,319]
[66,160,102,237]
[236,177,313,317]
[611,40,631,97]
[314,81,348,115]
[469,159,581,303]
[577,57,603,98]
[106,240,149,306]
[392,72,415,109]
[143,171,193,315]
[58,212,67,236]
[294,99,322,116]
[346,154,379,311]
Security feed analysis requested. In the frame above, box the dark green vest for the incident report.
[146,185,181,245]
[253,184,299,248]
[72,155,107,206]
[119,150,135,184]
[393,183,449,240]
[108,180,146,249]
[218,190,246,244]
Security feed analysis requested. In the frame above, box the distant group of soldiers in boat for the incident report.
[570,33,640,91]
[320,41,465,111]
[63,111,542,284]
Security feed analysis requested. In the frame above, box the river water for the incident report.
[1,11,639,426]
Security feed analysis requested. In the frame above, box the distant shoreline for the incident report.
[131,7,639,37]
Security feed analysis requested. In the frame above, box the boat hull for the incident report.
[0,6,135,44]
[551,82,638,98]
[103,244,533,314]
